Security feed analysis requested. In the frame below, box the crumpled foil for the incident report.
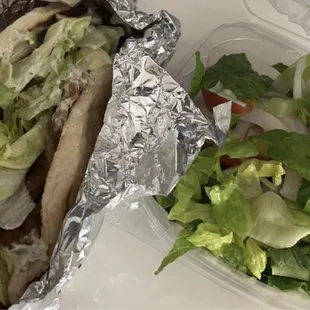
[2,0,232,309]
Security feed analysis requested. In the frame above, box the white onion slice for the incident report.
[280,116,308,135]
[280,169,303,201]
[293,56,307,99]
[261,177,279,193]
[246,125,264,138]
[235,120,252,139]
[240,107,290,132]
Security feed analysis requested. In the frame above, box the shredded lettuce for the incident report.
[253,130,310,181]
[268,247,310,281]
[207,180,253,238]
[0,14,124,215]
[249,192,310,248]
[155,229,195,275]
[244,238,267,280]
[187,223,233,257]
[168,201,214,224]
[238,159,285,186]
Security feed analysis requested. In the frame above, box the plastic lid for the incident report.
[244,0,310,48]
[271,0,310,35]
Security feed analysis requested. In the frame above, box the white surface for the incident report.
[60,1,308,309]
[61,224,254,309]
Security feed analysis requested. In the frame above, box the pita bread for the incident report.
[41,65,113,252]
[0,4,68,59]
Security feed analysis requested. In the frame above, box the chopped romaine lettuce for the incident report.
[168,201,214,224]
[217,140,258,159]
[187,223,233,257]
[297,181,310,210]
[249,192,310,248]
[201,53,273,101]
[252,130,310,181]
[272,62,289,74]
[155,229,195,275]
[268,247,310,281]
[189,51,205,99]
[238,159,285,186]
[235,163,262,199]
[222,243,247,273]
[78,25,124,54]
[74,47,112,72]
[0,113,50,170]
[244,238,267,280]
[207,180,253,238]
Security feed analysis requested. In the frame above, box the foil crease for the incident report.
[2,0,231,309]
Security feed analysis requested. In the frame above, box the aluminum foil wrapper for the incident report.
[2,0,232,309]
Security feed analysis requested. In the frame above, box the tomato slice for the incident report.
[201,88,253,115]
[220,154,272,169]
[220,156,242,169]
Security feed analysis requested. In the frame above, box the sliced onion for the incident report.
[280,116,308,135]
[246,124,264,138]
[235,120,252,139]
[280,169,303,201]
[293,56,307,99]
[261,177,279,193]
[240,107,290,132]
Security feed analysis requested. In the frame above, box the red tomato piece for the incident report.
[201,88,253,115]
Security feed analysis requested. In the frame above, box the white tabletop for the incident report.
[59,1,308,309]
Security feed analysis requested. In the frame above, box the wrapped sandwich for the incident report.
[0,3,125,307]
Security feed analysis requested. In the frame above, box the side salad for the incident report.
[155,51,310,297]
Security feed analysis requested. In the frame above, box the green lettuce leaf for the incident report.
[268,247,310,281]
[266,275,310,296]
[272,62,289,74]
[187,223,233,256]
[271,58,299,95]
[0,113,50,169]
[264,96,310,120]
[272,54,310,99]
[201,53,273,101]
[217,140,258,159]
[244,238,267,279]
[222,243,247,273]
[175,167,201,202]
[189,51,205,99]
[155,193,176,209]
[238,159,285,186]
[155,229,195,275]
[0,87,15,109]
[191,146,218,185]
[297,181,310,210]
[249,192,310,248]
[0,169,26,201]
[252,130,310,181]
[78,25,124,54]
[3,16,92,92]
[285,200,310,228]
[74,47,112,71]
[235,163,262,199]
[207,180,253,238]
[299,107,310,127]
[17,81,63,121]
[168,201,214,224]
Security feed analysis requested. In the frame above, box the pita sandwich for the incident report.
[0,4,124,307]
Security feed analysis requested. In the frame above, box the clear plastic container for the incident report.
[106,1,310,309]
